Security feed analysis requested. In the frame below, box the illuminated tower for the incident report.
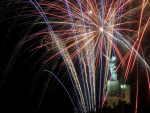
[107,56,130,108]
[107,56,120,108]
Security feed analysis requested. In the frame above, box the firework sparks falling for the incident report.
[26,0,150,112]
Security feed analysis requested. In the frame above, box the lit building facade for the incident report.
[107,56,130,108]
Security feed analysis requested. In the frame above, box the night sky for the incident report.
[0,0,150,113]
[0,1,73,112]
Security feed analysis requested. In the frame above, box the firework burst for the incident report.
[20,0,150,112]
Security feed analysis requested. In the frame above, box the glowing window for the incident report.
[121,85,124,88]
[121,85,127,89]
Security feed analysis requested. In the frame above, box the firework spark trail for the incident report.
[115,50,130,72]
[81,52,91,111]
[82,28,101,111]
[76,0,92,110]
[114,0,125,45]
[29,0,85,112]
[105,30,150,71]
[28,0,150,112]
[112,0,127,57]
[82,41,95,111]
[135,59,138,113]
[125,0,147,80]
[105,29,150,88]
[90,48,96,111]
[86,1,92,111]
[53,24,98,113]
[125,17,150,81]
[101,91,108,108]
[62,0,96,108]
[87,5,99,110]
[130,15,150,73]
[85,39,96,110]
[73,21,98,111]
[85,1,96,110]
[113,0,121,55]
[118,0,125,32]
[84,1,97,110]
[43,70,78,112]
[78,0,100,110]
[85,18,95,112]
[52,32,93,112]
[63,2,88,111]
[81,34,95,110]
[102,8,115,103]
[59,39,85,112]
[98,0,104,108]
[51,0,95,111]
